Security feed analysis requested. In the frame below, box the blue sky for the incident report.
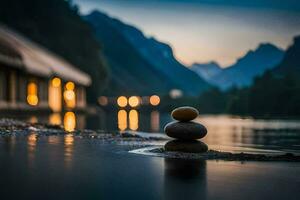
[74,0,300,67]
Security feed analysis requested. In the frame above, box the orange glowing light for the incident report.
[118,110,127,131]
[49,78,62,112]
[129,109,139,131]
[64,112,76,132]
[49,113,62,125]
[27,82,38,106]
[117,96,128,107]
[29,116,38,124]
[128,96,140,107]
[65,82,75,90]
[64,82,76,109]
[52,77,61,87]
[150,95,160,106]
[27,95,38,106]
[64,90,75,100]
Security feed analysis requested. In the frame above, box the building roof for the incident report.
[0,25,91,86]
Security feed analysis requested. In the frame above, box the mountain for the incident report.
[190,62,222,82]
[273,36,300,76]
[84,11,210,96]
[0,0,108,103]
[210,43,284,90]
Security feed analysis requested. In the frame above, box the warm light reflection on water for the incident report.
[48,136,60,145]
[29,116,38,124]
[64,134,74,168]
[27,132,37,167]
[117,109,140,131]
[118,110,127,131]
[151,111,160,132]
[8,112,300,152]
[64,112,76,132]
[129,110,139,131]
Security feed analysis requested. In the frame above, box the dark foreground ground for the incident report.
[1,119,300,200]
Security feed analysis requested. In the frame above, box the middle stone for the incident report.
[164,121,207,140]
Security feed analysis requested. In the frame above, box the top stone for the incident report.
[171,106,199,121]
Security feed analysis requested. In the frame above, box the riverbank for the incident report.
[1,118,299,162]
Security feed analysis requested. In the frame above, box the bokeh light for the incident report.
[27,82,38,106]
[65,82,75,90]
[49,113,62,125]
[117,96,128,107]
[149,95,160,106]
[64,82,76,109]
[49,78,62,112]
[98,96,108,106]
[118,110,127,131]
[52,77,61,87]
[128,96,140,107]
[169,89,183,99]
[129,109,139,131]
[64,112,76,132]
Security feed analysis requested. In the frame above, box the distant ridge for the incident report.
[190,62,222,82]
[273,36,300,76]
[207,43,284,90]
[84,11,210,96]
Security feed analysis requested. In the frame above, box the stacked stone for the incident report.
[164,106,208,153]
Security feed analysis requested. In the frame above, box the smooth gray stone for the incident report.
[171,106,199,121]
[164,121,207,140]
[164,140,208,153]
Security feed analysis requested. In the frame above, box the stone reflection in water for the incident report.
[27,132,37,168]
[64,134,74,169]
[151,111,160,132]
[129,110,139,131]
[64,112,76,132]
[164,158,207,200]
[118,110,127,131]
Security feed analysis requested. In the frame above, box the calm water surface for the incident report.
[0,136,299,200]
[1,111,300,200]
[3,110,300,153]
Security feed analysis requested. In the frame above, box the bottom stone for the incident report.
[164,140,208,153]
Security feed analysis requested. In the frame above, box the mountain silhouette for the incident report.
[190,62,222,82]
[209,43,284,90]
[84,11,210,96]
[273,36,300,76]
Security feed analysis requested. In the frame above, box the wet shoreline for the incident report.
[1,118,300,162]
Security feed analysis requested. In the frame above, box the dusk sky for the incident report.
[74,0,300,67]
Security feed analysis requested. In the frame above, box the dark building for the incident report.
[0,25,91,112]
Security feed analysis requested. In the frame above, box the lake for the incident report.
[1,111,300,200]
[3,110,300,154]
[1,135,300,200]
